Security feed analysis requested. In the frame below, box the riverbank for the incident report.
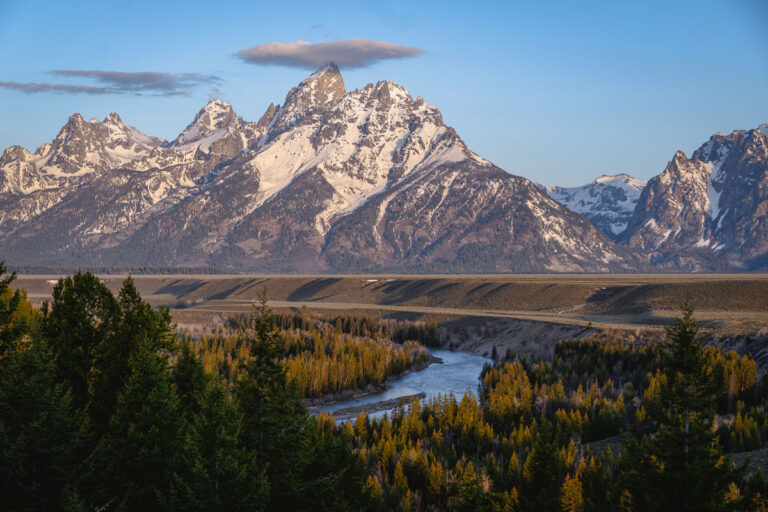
[312,348,491,422]
[303,350,441,408]
[328,393,427,422]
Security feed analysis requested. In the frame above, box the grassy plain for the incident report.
[16,273,768,361]
[16,273,768,325]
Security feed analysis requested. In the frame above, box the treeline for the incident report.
[0,268,378,511]
[5,264,230,274]
[228,311,441,347]
[185,310,431,398]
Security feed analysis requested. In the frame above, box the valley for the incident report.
[16,272,768,363]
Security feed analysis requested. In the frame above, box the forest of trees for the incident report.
[0,268,379,511]
[346,307,768,511]
[2,267,768,511]
[183,309,433,398]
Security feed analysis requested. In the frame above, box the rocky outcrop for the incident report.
[619,125,768,270]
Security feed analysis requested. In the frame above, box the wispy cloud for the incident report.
[0,81,111,94]
[0,71,220,96]
[236,39,425,69]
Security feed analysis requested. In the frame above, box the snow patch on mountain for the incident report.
[543,173,646,238]
[172,99,236,146]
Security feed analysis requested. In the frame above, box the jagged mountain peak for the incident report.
[4,109,164,178]
[367,80,412,105]
[619,122,768,267]
[256,102,278,131]
[66,112,85,124]
[1,145,32,162]
[272,64,346,131]
[308,62,341,79]
[50,113,91,149]
[103,112,124,125]
[171,98,237,146]
[54,113,88,140]
[192,98,236,126]
[200,97,234,116]
[693,132,732,163]
[291,63,345,103]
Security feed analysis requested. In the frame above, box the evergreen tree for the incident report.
[93,348,184,511]
[88,276,174,434]
[0,262,33,355]
[236,291,312,510]
[173,345,268,511]
[44,272,118,408]
[618,300,740,511]
[0,335,85,512]
[520,422,562,511]
[300,416,379,511]
[449,461,488,512]
[173,343,211,416]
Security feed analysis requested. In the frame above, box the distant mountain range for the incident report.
[1,64,766,272]
[542,174,647,240]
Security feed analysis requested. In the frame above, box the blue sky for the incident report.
[1,0,766,186]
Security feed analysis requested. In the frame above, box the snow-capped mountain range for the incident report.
[543,174,647,240]
[0,64,765,271]
[0,64,635,272]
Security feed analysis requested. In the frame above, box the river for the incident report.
[314,348,492,421]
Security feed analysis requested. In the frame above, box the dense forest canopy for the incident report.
[1,267,768,511]
[184,308,435,399]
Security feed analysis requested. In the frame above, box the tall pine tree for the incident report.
[236,290,312,510]
[88,276,174,434]
[93,348,184,511]
[44,272,118,409]
[618,300,740,511]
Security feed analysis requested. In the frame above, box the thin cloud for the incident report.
[0,71,220,96]
[0,81,111,94]
[236,38,425,69]
[50,70,220,94]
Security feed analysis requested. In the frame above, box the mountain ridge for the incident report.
[1,65,765,272]
[542,173,647,240]
[619,124,768,270]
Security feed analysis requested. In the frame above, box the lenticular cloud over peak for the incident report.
[236,39,425,69]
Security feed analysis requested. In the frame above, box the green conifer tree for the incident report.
[93,349,183,511]
[44,272,118,408]
[0,262,33,355]
[0,335,85,511]
[88,276,174,434]
[173,345,268,511]
[618,300,740,511]
[236,290,312,510]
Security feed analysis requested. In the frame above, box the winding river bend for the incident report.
[315,349,492,421]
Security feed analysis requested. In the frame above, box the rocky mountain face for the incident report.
[543,174,646,240]
[618,124,768,270]
[0,64,638,272]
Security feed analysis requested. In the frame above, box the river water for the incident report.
[316,348,492,420]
